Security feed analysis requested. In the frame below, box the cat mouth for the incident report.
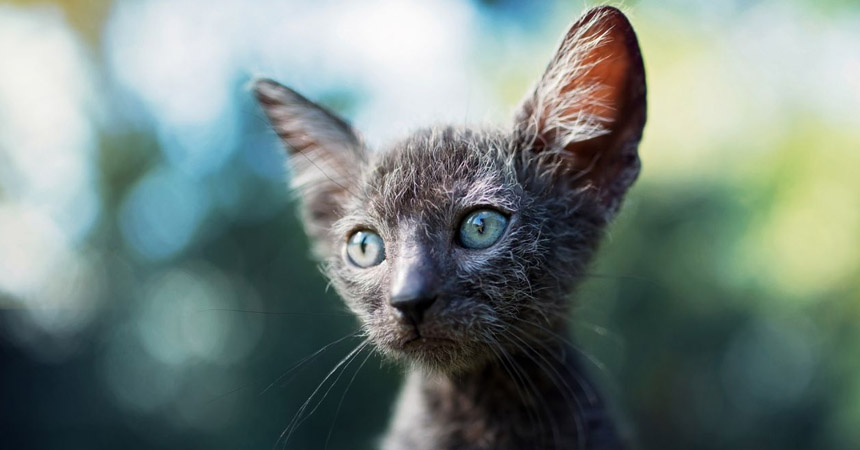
[401,335,457,350]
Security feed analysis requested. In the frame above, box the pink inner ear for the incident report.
[519,7,646,216]
[560,13,633,130]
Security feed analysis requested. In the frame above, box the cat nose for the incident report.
[389,251,438,325]
[390,291,437,326]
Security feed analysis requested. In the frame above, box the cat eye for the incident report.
[458,209,509,250]
[346,230,386,268]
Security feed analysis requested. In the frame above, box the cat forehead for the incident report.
[359,127,519,221]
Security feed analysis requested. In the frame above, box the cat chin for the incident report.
[387,335,458,358]
[363,314,501,374]
[376,337,492,375]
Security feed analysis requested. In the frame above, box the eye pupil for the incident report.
[475,219,485,234]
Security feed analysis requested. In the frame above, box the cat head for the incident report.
[254,7,646,373]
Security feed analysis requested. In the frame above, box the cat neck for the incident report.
[383,335,624,450]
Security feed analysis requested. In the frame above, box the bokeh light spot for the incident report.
[119,167,211,261]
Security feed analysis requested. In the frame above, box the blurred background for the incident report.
[1,0,859,448]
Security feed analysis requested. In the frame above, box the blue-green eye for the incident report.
[458,209,509,249]
[346,230,385,268]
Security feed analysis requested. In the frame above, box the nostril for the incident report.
[390,295,436,325]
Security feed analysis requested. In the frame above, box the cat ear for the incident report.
[253,79,366,251]
[514,6,646,217]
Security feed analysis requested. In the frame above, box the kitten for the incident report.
[254,6,646,450]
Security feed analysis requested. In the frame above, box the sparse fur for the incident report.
[254,6,646,450]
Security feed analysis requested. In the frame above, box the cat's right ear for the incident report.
[253,79,366,252]
[513,7,646,219]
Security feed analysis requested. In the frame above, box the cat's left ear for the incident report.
[514,6,646,217]
[253,79,366,254]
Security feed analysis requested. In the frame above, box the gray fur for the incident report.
[254,6,646,450]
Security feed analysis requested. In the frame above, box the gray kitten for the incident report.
[254,6,646,450]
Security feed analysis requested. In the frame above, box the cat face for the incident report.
[325,129,606,372]
[255,7,646,373]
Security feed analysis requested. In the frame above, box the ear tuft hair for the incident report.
[253,78,366,254]
[514,6,647,218]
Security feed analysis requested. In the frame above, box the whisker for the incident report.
[324,348,373,450]
[490,333,557,448]
[504,324,587,449]
[508,320,599,405]
[276,339,369,449]
[294,343,368,429]
[497,330,563,447]
[515,315,611,382]
[196,308,353,318]
[295,149,360,197]
[483,333,543,444]
[505,324,583,403]
[571,318,625,348]
[261,330,362,396]
[578,271,657,285]
[206,329,360,405]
